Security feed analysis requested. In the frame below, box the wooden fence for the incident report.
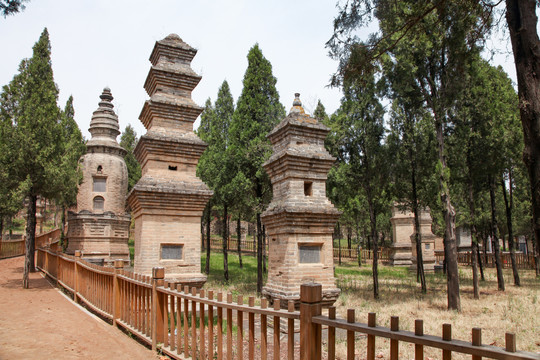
[0,229,61,259]
[209,238,391,262]
[36,248,538,360]
[0,238,25,259]
[435,251,536,270]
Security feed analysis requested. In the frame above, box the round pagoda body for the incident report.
[67,89,130,263]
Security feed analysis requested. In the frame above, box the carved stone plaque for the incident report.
[299,244,321,264]
[161,244,183,260]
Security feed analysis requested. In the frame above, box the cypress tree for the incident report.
[120,124,141,192]
[0,28,65,288]
[56,96,85,250]
[229,44,285,294]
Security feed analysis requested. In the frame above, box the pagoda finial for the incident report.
[289,93,306,115]
[99,87,114,109]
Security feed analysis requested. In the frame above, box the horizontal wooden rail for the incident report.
[313,315,538,360]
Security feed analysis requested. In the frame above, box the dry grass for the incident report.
[332,264,540,359]
[201,253,539,358]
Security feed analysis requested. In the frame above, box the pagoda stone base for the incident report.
[262,285,340,309]
[390,243,413,266]
[133,213,207,289]
[66,211,130,264]
[411,234,436,272]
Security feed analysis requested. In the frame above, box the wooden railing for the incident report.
[36,248,538,360]
[434,251,536,270]
[35,228,61,249]
[209,237,391,262]
[0,238,25,259]
[0,229,61,259]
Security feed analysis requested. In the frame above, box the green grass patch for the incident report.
[335,263,409,278]
[201,252,265,295]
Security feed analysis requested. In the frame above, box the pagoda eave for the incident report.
[128,186,212,214]
[149,39,197,66]
[139,99,202,129]
[144,66,201,96]
[134,133,207,163]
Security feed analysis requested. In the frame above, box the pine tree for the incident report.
[0,28,65,288]
[120,124,141,192]
[229,44,285,294]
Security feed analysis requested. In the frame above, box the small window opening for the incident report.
[304,181,313,196]
[168,165,178,171]
[97,165,103,173]
[93,196,104,211]
[425,243,430,250]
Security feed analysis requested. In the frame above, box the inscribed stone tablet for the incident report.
[161,244,183,260]
[299,245,321,263]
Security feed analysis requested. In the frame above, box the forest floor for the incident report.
[202,252,540,359]
[0,256,160,360]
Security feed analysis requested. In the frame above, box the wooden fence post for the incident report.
[112,259,123,327]
[300,283,322,360]
[74,250,81,304]
[152,267,165,352]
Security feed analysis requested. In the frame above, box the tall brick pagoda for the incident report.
[127,34,212,287]
[261,94,340,307]
[67,88,130,263]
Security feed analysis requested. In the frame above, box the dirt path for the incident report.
[0,256,159,360]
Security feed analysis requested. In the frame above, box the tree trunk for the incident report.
[505,0,540,277]
[410,141,426,293]
[222,204,229,282]
[347,226,352,257]
[338,234,342,266]
[262,225,267,274]
[337,221,342,265]
[237,217,243,268]
[366,188,379,300]
[466,145,480,298]
[435,114,460,311]
[256,212,263,294]
[205,204,211,275]
[0,217,3,255]
[501,175,520,285]
[201,213,205,252]
[477,242,485,281]
[489,176,505,291]
[23,194,37,288]
[60,205,67,252]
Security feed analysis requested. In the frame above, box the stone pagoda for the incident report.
[261,94,340,307]
[410,208,437,271]
[389,204,414,266]
[390,204,438,270]
[127,34,212,287]
[67,88,130,263]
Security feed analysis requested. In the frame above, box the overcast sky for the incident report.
[0,1,518,140]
